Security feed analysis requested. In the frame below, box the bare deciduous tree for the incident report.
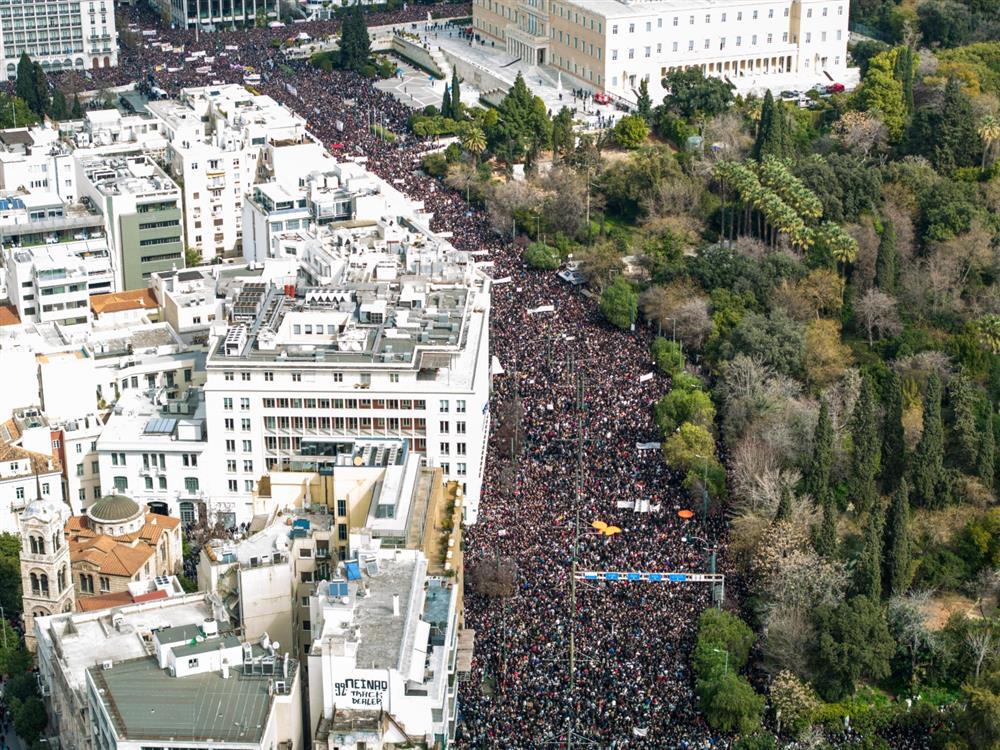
[855,288,902,346]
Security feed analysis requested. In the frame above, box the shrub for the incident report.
[523,242,560,270]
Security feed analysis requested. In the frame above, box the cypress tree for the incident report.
[883,479,911,596]
[882,371,906,492]
[450,68,461,117]
[948,373,980,474]
[15,53,35,114]
[874,218,899,295]
[31,62,49,117]
[912,375,947,508]
[894,46,914,116]
[805,398,834,502]
[816,486,838,558]
[71,94,83,119]
[50,89,67,120]
[851,375,881,515]
[636,78,652,122]
[977,400,996,491]
[753,90,783,160]
[440,83,452,119]
[855,498,885,600]
[339,6,370,72]
[775,484,793,523]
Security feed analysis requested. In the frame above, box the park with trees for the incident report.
[410,17,1000,747]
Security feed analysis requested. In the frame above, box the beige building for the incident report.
[472,0,851,102]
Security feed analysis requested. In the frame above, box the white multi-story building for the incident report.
[15,407,101,514]
[0,127,77,200]
[95,389,208,520]
[152,0,279,32]
[34,593,302,750]
[473,0,850,101]
[4,245,97,329]
[203,218,492,526]
[148,85,312,261]
[76,153,184,291]
[0,0,117,79]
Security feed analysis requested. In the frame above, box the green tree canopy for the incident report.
[598,276,638,330]
[811,595,895,700]
[339,6,371,72]
[660,67,734,122]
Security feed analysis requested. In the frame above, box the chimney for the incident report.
[392,594,400,618]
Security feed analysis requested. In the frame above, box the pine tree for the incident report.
[15,53,36,115]
[775,485,793,523]
[948,373,980,475]
[339,6,370,72]
[71,94,83,119]
[855,498,885,600]
[636,78,652,122]
[450,68,461,118]
[805,398,834,502]
[912,375,947,508]
[881,371,906,492]
[31,62,49,117]
[883,479,911,596]
[816,485,838,558]
[851,375,881,515]
[874,218,899,295]
[440,83,452,119]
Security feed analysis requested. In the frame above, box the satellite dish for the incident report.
[353,456,364,466]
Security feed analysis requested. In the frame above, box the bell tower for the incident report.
[20,478,74,651]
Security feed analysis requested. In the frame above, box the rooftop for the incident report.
[90,288,159,316]
[78,154,180,199]
[88,656,276,743]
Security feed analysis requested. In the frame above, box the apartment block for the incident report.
[0,0,117,78]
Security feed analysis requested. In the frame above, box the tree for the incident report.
[803,319,850,389]
[912,375,948,508]
[489,73,552,167]
[15,53,35,114]
[523,242,560,270]
[661,67,735,122]
[655,387,715,435]
[908,78,979,173]
[753,90,789,159]
[31,62,49,117]
[598,276,637,330]
[651,337,685,375]
[817,485,838,558]
[450,68,461,118]
[917,0,973,48]
[697,672,766,734]
[855,288,901,347]
[460,126,486,164]
[855,52,907,141]
[11,696,46,745]
[636,77,653,121]
[0,95,36,130]
[980,114,1000,170]
[874,218,899,295]
[339,6,371,72]
[769,671,819,739]
[949,373,981,475]
[440,83,452,120]
[551,107,574,160]
[612,114,649,149]
[884,480,912,596]
[71,93,83,119]
[694,608,756,675]
[882,371,907,492]
[855,498,885,599]
[812,595,895,700]
[50,88,67,121]
[804,399,833,503]
[961,667,1000,748]
[663,422,720,478]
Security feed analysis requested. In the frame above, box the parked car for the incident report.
[779,90,799,100]
[826,82,846,94]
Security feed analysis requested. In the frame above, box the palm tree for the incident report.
[976,314,1000,354]
[978,115,1000,171]
[461,126,487,166]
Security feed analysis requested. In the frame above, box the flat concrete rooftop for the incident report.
[88,656,274,743]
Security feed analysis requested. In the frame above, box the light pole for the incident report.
[692,453,710,526]
[711,647,728,676]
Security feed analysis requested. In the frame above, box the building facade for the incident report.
[0,0,117,79]
[19,489,74,651]
[472,0,850,101]
[76,154,184,290]
[153,0,279,32]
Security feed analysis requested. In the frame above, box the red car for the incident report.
[826,82,845,94]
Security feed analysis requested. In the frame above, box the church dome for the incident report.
[88,494,142,523]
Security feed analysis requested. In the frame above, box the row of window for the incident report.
[263,415,428,435]
[79,573,111,594]
[15,483,51,500]
[260,397,429,411]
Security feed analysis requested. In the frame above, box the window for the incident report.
[292,373,302,382]
[113,476,127,491]
[457,422,467,435]
[440,442,450,455]
[227,460,237,473]
[704,13,710,22]
[805,32,811,42]
[440,400,449,413]
[244,480,255,492]
[264,372,274,381]
[302,620,311,631]
[158,476,167,490]
[79,574,94,593]
[224,371,234,381]
[457,463,467,476]
[228,479,238,492]
[243,440,252,452]
[753,9,758,18]
[769,8,774,17]
[224,418,234,431]
[611,24,617,33]
[807,8,812,16]
[241,419,251,431]
[688,40,694,51]
[240,398,250,411]
[645,46,650,57]
[223,397,233,411]
[611,49,617,61]
[440,421,450,433]
[15,487,24,500]
[241,372,251,381]
[299,547,312,558]
[243,460,254,473]
[704,39,710,49]
[389,373,399,383]
[338,523,348,541]
[100,576,110,593]
[226,440,236,453]
[337,499,347,517]
[185,477,199,492]
[183,453,198,467]
[145,476,154,490]
[332,373,343,383]
[457,442,467,456]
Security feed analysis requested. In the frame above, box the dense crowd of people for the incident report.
[51,7,939,747]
